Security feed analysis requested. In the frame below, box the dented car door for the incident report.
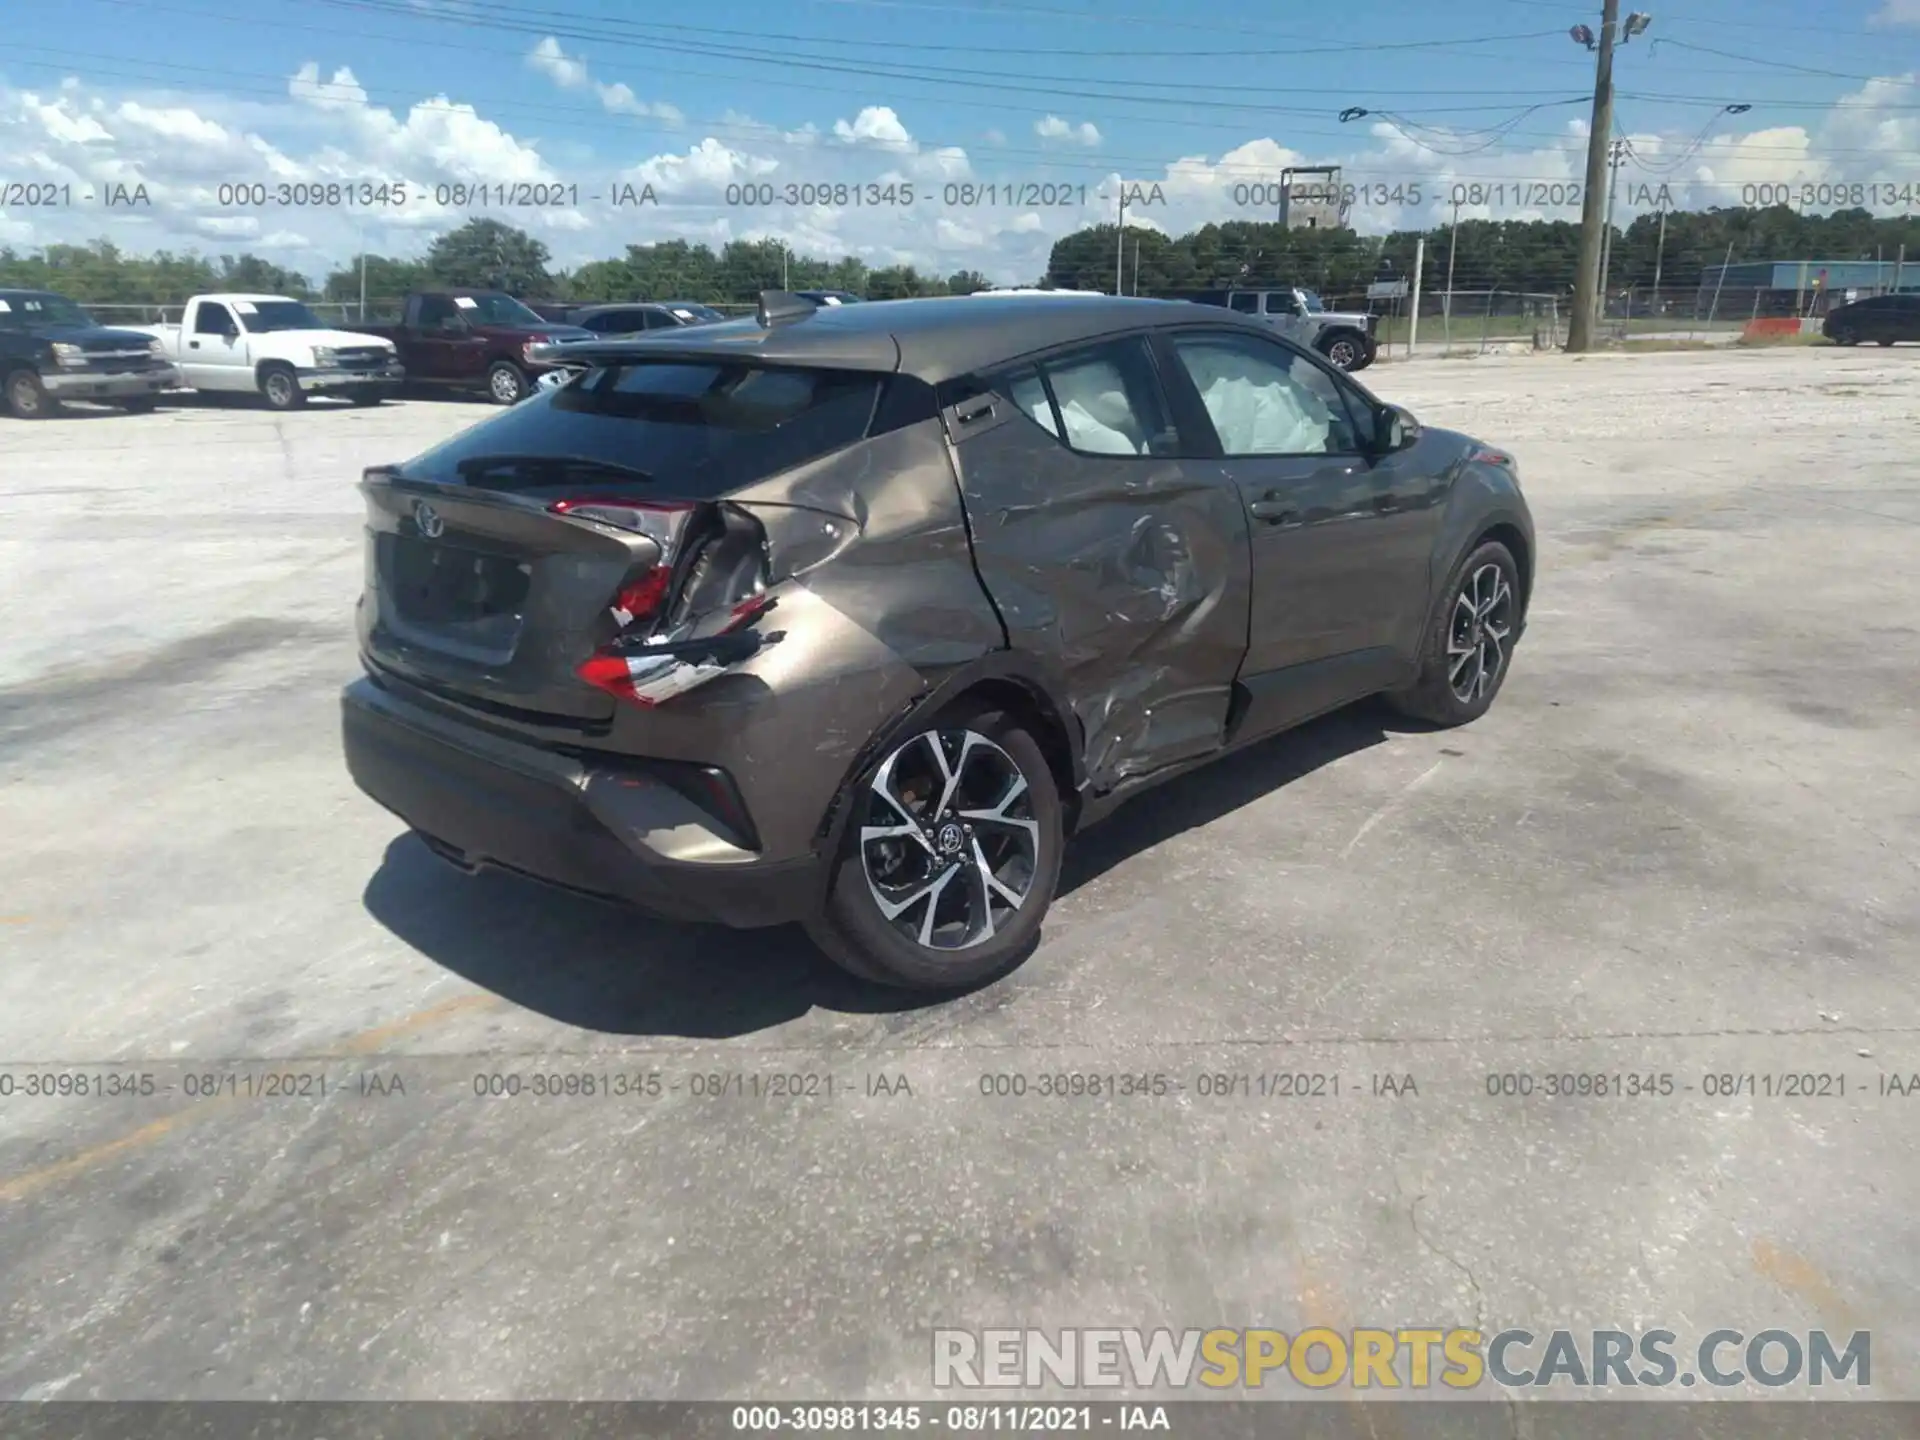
[941,333,1253,791]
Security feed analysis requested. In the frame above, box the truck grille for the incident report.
[336,347,392,371]
[82,350,163,374]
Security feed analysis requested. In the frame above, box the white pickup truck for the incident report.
[132,294,405,410]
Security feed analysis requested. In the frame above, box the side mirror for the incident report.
[1380,404,1422,452]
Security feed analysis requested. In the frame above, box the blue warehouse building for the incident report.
[1696,259,1919,317]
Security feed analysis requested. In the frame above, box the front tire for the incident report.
[1385,540,1522,727]
[258,364,305,410]
[116,396,159,413]
[807,706,1063,991]
[349,390,385,407]
[1320,330,1370,371]
[5,370,60,419]
[487,361,529,405]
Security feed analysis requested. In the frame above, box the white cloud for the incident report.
[832,106,915,152]
[524,37,682,125]
[526,37,590,91]
[1036,114,1101,147]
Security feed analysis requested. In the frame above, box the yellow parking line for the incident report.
[0,992,499,1205]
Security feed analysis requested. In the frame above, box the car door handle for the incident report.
[1249,496,1298,524]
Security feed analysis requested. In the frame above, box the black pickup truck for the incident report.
[356,290,593,404]
[1,288,182,419]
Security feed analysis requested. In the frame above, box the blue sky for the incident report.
[2,0,1917,282]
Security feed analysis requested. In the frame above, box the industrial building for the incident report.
[1695,258,1918,318]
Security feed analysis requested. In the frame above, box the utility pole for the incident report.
[1409,235,1426,357]
[1598,137,1628,327]
[1115,185,1130,296]
[1568,0,1638,351]
[1650,204,1667,305]
[1444,199,1460,349]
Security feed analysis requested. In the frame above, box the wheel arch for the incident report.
[1477,519,1533,615]
[812,651,1087,866]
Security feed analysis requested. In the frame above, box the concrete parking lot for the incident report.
[2,349,1917,1405]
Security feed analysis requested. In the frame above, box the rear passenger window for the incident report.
[1001,370,1058,437]
[1229,293,1259,314]
[1036,337,1173,457]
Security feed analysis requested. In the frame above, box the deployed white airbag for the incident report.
[1182,346,1335,455]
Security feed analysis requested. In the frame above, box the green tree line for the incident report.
[5,208,1917,310]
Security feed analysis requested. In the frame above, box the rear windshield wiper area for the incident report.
[452,454,658,492]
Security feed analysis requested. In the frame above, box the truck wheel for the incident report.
[258,363,306,411]
[1319,330,1369,371]
[116,396,159,414]
[5,370,60,419]
[349,390,385,407]
[487,361,529,405]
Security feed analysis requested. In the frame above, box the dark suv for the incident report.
[1823,293,1920,346]
[342,291,1532,989]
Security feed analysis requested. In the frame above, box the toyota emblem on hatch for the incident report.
[413,500,445,538]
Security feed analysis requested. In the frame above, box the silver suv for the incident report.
[1190,288,1378,371]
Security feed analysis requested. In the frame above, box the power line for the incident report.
[1648,37,1920,85]
[16,45,1912,176]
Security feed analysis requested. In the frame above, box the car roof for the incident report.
[542,293,1263,385]
[196,293,301,304]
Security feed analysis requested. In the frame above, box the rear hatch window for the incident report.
[396,360,885,499]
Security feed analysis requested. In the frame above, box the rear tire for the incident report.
[116,396,159,413]
[1384,540,1522,728]
[349,390,385,407]
[259,363,305,410]
[487,361,529,405]
[806,705,1064,991]
[4,369,59,419]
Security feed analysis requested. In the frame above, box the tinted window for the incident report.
[416,295,459,327]
[1229,293,1259,314]
[1034,337,1173,457]
[243,301,326,333]
[194,302,235,335]
[452,292,547,326]
[1169,332,1362,456]
[0,292,91,326]
[998,368,1060,438]
[395,361,884,499]
[1262,292,1295,315]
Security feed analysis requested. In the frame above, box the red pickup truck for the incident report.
[357,290,593,404]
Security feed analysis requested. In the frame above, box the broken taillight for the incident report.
[548,496,695,630]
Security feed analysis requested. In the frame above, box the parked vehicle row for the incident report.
[340,289,1534,990]
[1,287,734,417]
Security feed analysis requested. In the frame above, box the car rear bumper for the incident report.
[42,366,179,398]
[340,677,823,928]
[300,364,405,392]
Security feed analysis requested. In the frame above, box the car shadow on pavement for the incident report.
[360,700,1409,1039]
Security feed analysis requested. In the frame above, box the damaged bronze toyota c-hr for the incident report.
[341,290,1533,989]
